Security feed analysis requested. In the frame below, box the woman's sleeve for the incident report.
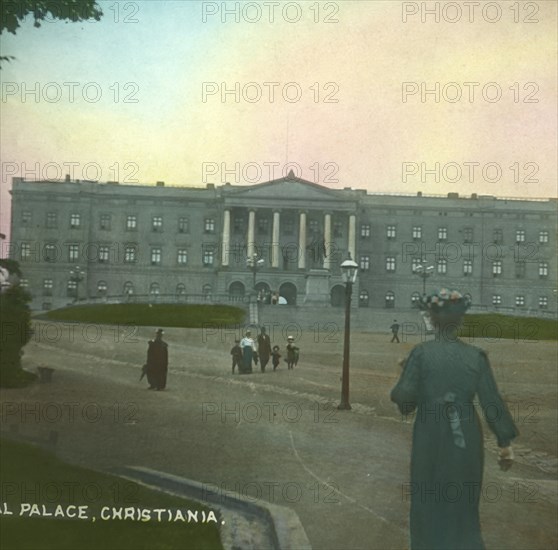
[476,350,519,447]
[390,346,422,415]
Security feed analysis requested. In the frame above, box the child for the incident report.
[230,339,242,374]
[271,345,281,371]
[286,336,300,370]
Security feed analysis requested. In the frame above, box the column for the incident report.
[348,214,356,260]
[272,210,280,268]
[298,211,307,269]
[221,208,231,267]
[247,209,256,258]
[323,213,331,269]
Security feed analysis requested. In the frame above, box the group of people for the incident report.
[230,328,300,374]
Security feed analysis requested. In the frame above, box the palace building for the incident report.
[8,173,558,315]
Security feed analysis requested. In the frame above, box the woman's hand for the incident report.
[498,446,514,471]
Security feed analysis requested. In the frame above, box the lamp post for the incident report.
[246,253,264,290]
[413,260,434,295]
[69,266,86,303]
[338,256,358,410]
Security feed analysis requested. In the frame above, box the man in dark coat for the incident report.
[146,329,168,390]
[391,289,518,550]
[390,319,400,343]
[257,327,272,373]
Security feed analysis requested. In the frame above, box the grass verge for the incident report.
[459,313,557,341]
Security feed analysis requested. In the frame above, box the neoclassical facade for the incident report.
[8,173,558,315]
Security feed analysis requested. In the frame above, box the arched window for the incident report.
[97,281,108,295]
[176,283,186,296]
[385,291,395,308]
[149,283,160,295]
[202,284,212,301]
[359,289,369,307]
[411,292,421,307]
[123,281,134,295]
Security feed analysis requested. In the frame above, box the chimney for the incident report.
[156,181,165,187]
[65,174,71,182]
[447,192,459,199]
[417,191,422,197]
[206,183,215,190]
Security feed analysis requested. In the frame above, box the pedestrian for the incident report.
[286,335,299,370]
[145,328,168,391]
[257,327,272,373]
[271,346,281,371]
[390,289,518,550]
[230,339,242,374]
[390,319,400,343]
[240,330,255,374]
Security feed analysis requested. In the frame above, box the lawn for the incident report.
[459,313,557,341]
[41,304,245,329]
[0,438,223,550]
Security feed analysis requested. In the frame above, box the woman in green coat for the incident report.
[391,289,518,550]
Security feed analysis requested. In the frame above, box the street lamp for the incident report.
[338,256,358,411]
[69,266,86,303]
[246,253,264,290]
[413,260,434,295]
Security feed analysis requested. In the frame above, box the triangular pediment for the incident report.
[224,172,346,202]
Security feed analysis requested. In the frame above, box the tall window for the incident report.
[97,281,108,295]
[411,258,422,272]
[463,227,474,243]
[124,246,137,263]
[44,243,57,262]
[70,213,81,229]
[178,217,189,234]
[123,281,134,296]
[99,214,111,230]
[68,244,79,263]
[463,259,473,276]
[22,211,32,225]
[204,218,215,233]
[152,216,163,232]
[67,280,77,297]
[203,250,214,266]
[21,243,31,261]
[492,260,502,277]
[539,296,548,309]
[176,283,186,297]
[360,224,370,238]
[257,218,269,234]
[151,248,162,265]
[149,283,160,296]
[385,257,396,272]
[539,262,548,278]
[493,228,503,243]
[492,295,502,306]
[126,215,137,231]
[360,256,370,271]
[43,279,54,296]
[412,226,422,240]
[177,249,188,265]
[46,212,57,228]
[539,231,549,244]
[411,292,421,306]
[437,259,447,274]
[309,220,319,234]
[98,246,110,263]
[515,295,525,307]
[359,290,369,307]
[438,227,447,241]
[386,225,396,239]
[516,229,526,243]
[385,291,395,308]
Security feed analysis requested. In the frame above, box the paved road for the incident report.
[1,322,556,549]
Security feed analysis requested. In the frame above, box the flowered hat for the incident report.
[419,288,471,315]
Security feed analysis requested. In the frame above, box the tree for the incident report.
[1,0,103,65]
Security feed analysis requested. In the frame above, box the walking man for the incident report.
[257,327,272,373]
[390,320,400,343]
[146,328,168,390]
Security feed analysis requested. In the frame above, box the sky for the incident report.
[1,0,557,241]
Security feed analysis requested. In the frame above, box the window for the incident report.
[43,279,54,296]
[359,290,369,307]
[493,229,503,244]
[516,229,525,243]
[437,259,447,274]
[492,260,502,277]
[204,218,215,233]
[411,258,422,273]
[360,224,370,238]
[99,214,111,231]
[539,262,548,278]
[178,217,189,234]
[176,283,186,296]
[492,295,502,306]
[463,259,473,276]
[46,212,58,228]
[44,243,57,262]
[411,292,421,306]
[66,280,77,297]
[203,249,214,267]
[98,246,110,263]
[386,225,396,239]
[257,218,269,234]
[22,211,32,225]
[309,220,319,234]
[149,283,160,296]
[126,215,137,231]
[68,244,79,263]
[515,295,525,307]
[385,291,395,308]
[97,281,107,295]
[124,246,137,263]
[21,243,31,261]
[539,296,548,309]
[283,219,294,235]
[151,248,162,266]
[515,262,526,278]
[539,231,549,244]
[385,257,396,272]
[70,213,81,229]
[438,227,447,241]
[202,284,212,298]
[19,279,29,288]
[123,281,134,296]
[333,222,343,238]
[412,226,422,240]
[360,256,370,271]
[463,227,474,243]
[177,249,188,265]
[152,216,163,232]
